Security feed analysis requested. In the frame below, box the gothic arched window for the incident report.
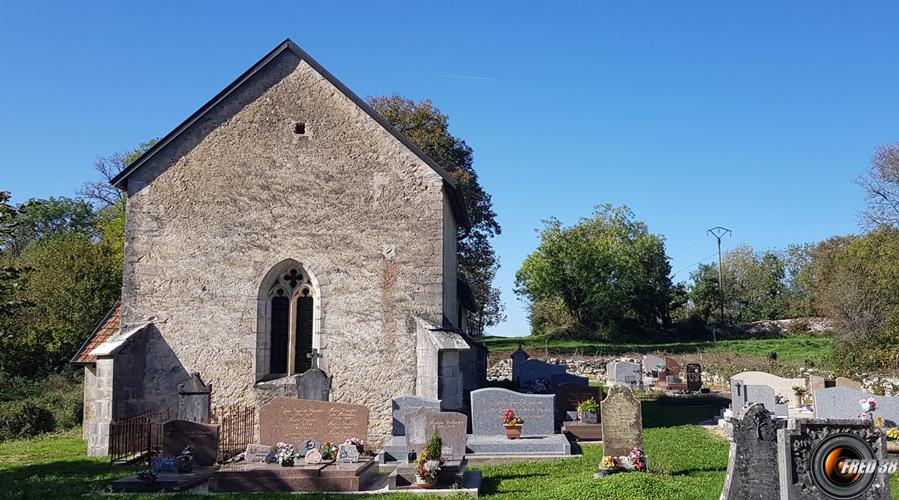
[264,267,316,377]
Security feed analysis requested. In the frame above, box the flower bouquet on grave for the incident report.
[774,394,788,406]
[792,385,808,407]
[274,442,297,467]
[136,469,157,486]
[859,398,877,420]
[414,430,444,488]
[596,455,618,478]
[320,441,337,461]
[176,445,194,474]
[344,437,365,454]
[577,398,600,424]
[627,447,647,472]
[502,408,524,439]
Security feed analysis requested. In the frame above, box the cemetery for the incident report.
[4,11,899,500]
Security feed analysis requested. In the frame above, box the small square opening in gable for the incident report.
[294,122,306,135]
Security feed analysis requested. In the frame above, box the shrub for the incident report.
[0,400,55,440]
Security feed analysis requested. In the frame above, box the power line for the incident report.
[672,252,720,276]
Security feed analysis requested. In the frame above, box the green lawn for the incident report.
[482,335,834,367]
[1,399,735,500]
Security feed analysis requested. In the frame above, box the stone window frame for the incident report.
[255,259,324,381]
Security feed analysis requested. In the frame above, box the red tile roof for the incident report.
[70,303,120,365]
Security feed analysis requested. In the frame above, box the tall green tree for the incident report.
[688,245,788,324]
[811,228,899,369]
[515,204,672,339]
[0,197,96,255]
[369,95,503,335]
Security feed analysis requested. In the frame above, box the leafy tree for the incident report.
[857,143,899,228]
[515,204,672,338]
[688,245,788,324]
[11,232,122,375]
[1,197,96,254]
[810,228,899,369]
[369,95,503,335]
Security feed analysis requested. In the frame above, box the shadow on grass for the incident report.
[479,471,553,495]
[641,396,730,428]
[0,459,134,498]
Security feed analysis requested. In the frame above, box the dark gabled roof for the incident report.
[70,302,120,365]
[110,38,470,229]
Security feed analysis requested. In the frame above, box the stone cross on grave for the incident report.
[307,349,323,369]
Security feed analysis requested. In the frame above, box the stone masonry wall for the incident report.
[120,50,451,446]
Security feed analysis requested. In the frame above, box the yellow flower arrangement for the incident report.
[886,427,899,442]
[599,456,618,469]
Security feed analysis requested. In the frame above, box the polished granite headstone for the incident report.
[162,420,219,466]
[470,388,554,436]
[259,398,369,446]
[391,395,441,436]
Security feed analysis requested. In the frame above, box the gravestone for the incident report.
[730,371,806,407]
[304,448,322,464]
[162,420,219,466]
[470,387,555,436]
[428,411,468,461]
[297,367,331,401]
[517,359,567,388]
[662,357,681,376]
[549,372,589,390]
[642,354,665,377]
[807,375,827,394]
[259,398,369,446]
[720,403,786,500]
[606,361,642,391]
[510,346,530,384]
[599,385,642,457]
[403,409,468,461]
[686,363,702,392]
[391,395,441,436]
[555,383,602,421]
[814,387,899,426]
[244,444,271,463]
[337,444,360,463]
[731,379,788,417]
[836,376,863,391]
[177,373,211,423]
[300,439,321,453]
[404,407,438,456]
[777,419,889,499]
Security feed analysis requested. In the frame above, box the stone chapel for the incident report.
[70,39,487,456]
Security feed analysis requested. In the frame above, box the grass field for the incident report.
[481,335,834,367]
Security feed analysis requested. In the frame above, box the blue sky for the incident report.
[2,2,897,337]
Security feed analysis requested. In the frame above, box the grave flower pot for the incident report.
[414,477,437,489]
[280,458,295,467]
[888,442,899,453]
[504,424,523,439]
[579,410,598,424]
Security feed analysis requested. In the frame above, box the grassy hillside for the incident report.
[481,335,834,368]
